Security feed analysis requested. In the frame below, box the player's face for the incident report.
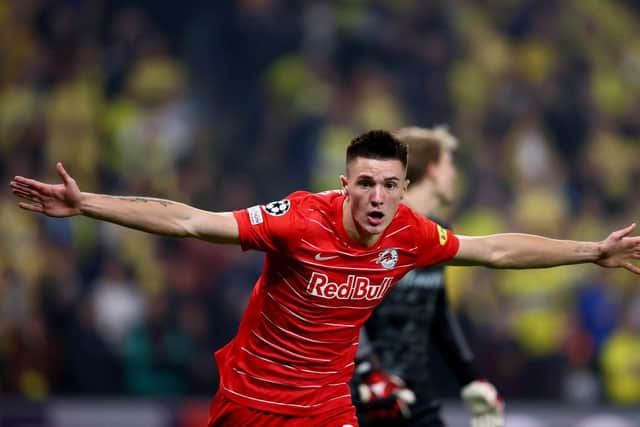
[431,149,457,205]
[341,157,408,246]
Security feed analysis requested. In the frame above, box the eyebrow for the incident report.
[356,175,401,182]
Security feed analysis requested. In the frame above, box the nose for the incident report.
[371,185,384,206]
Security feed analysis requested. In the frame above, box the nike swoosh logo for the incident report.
[315,253,340,261]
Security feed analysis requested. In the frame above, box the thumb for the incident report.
[612,223,637,240]
[56,162,72,185]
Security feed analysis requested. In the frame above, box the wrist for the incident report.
[462,378,485,388]
[597,240,606,260]
[455,363,480,387]
[77,192,91,216]
[574,241,604,263]
[592,240,606,264]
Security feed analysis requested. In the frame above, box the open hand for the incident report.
[596,223,640,274]
[10,162,82,217]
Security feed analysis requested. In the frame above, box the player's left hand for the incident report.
[461,380,504,427]
[596,223,640,274]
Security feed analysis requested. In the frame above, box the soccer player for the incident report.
[353,126,503,427]
[9,130,640,427]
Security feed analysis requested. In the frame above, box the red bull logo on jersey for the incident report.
[307,273,394,300]
[375,248,398,269]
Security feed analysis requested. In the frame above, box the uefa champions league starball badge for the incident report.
[263,200,291,216]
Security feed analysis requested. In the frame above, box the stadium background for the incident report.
[0,0,639,426]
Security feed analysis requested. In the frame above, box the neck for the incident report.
[402,181,441,217]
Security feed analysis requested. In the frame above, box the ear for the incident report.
[340,174,349,197]
[402,178,410,198]
[425,162,438,180]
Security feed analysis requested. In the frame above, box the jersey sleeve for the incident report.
[233,197,302,253]
[414,216,460,267]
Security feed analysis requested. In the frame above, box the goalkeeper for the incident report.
[352,126,504,427]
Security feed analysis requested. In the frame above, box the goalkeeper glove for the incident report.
[461,379,505,427]
[357,369,416,421]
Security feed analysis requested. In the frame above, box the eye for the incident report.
[358,180,372,188]
[385,181,398,190]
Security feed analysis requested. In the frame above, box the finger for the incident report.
[12,176,47,192]
[10,181,42,197]
[11,178,33,191]
[486,414,503,427]
[10,181,32,193]
[12,188,40,203]
[18,201,44,213]
[624,261,640,275]
[57,162,72,185]
[471,416,487,427]
[613,223,637,240]
[627,237,640,252]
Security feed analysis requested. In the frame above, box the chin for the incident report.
[356,222,380,237]
[364,221,388,235]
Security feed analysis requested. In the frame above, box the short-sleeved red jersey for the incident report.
[216,190,459,416]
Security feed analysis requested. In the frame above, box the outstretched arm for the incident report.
[449,224,640,274]
[10,162,240,244]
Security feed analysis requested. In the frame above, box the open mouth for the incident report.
[367,211,384,225]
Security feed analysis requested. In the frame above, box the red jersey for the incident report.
[216,190,459,416]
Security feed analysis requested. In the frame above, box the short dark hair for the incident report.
[346,130,408,174]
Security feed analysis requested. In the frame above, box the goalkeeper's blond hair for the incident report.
[394,126,458,184]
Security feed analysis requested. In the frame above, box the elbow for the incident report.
[489,249,541,269]
[171,214,197,238]
[179,220,198,238]
[487,248,513,268]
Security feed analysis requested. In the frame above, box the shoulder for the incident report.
[382,205,430,247]
[393,205,445,243]
[397,206,444,230]
[259,191,313,217]
[257,190,343,224]
[426,215,451,230]
[396,204,428,227]
[286,190,344,211]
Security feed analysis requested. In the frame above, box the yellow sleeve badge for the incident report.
[437,224,448,246]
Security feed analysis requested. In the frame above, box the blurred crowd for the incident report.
[1,0,639,406]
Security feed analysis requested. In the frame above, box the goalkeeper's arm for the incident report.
[431,286,504,427]
[353,328,416,421]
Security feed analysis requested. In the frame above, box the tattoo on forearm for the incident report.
[575,244,592,254]
[104,196,174,207]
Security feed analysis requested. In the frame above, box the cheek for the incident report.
[384,196,401,211]
[358,197,370,211]
[352,194,367,210]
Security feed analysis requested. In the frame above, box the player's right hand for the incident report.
[357,369,416,421]
[10,162,82,217]
[461,380,504,427]
[596,223,640,274]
